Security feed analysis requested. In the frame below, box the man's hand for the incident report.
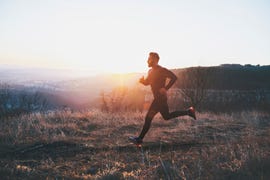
[139,76,145,84]
[159,88,167,96]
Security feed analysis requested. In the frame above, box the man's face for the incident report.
[147,56,157,67]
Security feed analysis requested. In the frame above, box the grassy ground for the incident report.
[0,110,269,179]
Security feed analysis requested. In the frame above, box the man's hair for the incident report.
[149,52,160,61]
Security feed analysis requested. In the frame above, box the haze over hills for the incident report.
[1,64,270,110]
[0,65,84,83]
[1,63,270,92]
[0,64,144,109]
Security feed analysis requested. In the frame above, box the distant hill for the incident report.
[174,64,270,90]
[2,64,269,90]
[1,64,270,111]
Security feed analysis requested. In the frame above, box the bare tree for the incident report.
[177,67,212,110]
[0,83,48,118]
[109,86,128,112]
[100,90,109,112]
[99,86,145,113]
[0,83,11,116]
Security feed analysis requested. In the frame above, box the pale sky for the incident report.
[0,0,270,75]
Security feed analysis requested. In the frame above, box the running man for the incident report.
[129,52,196,145]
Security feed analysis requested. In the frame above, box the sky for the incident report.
[0,0,270,75]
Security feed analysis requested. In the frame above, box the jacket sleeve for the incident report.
[164,68,177,90]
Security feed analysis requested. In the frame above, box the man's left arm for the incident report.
[164,69,177,90]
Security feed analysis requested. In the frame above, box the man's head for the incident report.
[147,52,159,67]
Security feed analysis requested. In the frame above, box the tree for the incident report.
[100,90,109,112]
[99,85,145,113]
[0,83,48,118]
[0,83,11,116]
[177,67,213,110]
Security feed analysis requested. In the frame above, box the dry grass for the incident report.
[0,110,269,179]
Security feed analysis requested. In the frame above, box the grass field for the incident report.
[0,110,269,179]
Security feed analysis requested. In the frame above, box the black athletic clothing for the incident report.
[141,65,177,98]
[139,65,188,140]
[139,97,187,139]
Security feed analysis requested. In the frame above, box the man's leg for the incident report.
[138,102,159,140]
[158,97,194,120]
[160,103,188,120]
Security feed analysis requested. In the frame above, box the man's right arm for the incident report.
[139,76,149,85]
[139,70,151,86]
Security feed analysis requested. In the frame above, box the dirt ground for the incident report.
[0,110,269,179]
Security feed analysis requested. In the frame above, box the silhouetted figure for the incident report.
[129,52,196,145]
